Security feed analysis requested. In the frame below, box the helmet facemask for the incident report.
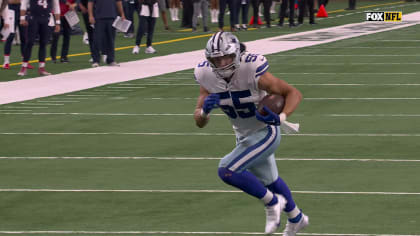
[205,32,241,80]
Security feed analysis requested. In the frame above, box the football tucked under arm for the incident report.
[257,94,300,133]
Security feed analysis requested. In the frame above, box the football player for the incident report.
[18,0,61,76]
[193,32,308,235]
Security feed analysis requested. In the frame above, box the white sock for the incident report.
[174,8,179,19]
[286,206,301,219]
[4,55,10,64]
[39,62,45,68]
[22,62,28,67]
[261,190,275,205]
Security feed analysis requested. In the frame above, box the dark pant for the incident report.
[123,0,139,33]
[94,18,116,64]
[236,1,249,24]
[135,16,156,47]
[298,0,314,24]
[82,13,100,63]
[279,0,295,24]
[23,15,50,63]
[181,0,193,27]
[50,16,71,60]
[348,0,356,9]
[4,4,27,56]
[219,0,237,28]
[260,0,272,26]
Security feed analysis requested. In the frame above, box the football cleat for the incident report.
[38,67,51,76]
[265,194,287,234]
[283,213,309,236]
[17,66,27,76]
[145,46,156,54]
[2,63,10,69]
[132,45,140,54]
[92,62,99,68]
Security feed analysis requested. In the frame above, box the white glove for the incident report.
[279,112,300,134]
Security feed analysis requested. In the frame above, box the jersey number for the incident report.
[218,90,256,119]
[37,0,48,9]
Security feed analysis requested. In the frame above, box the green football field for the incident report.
[1,0,420,235]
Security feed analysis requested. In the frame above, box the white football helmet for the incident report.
[205,32,241,79]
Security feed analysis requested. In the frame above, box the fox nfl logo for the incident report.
[366,12,402,22]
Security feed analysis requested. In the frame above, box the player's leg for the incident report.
[38,18,51,75]
[218,126,285,233]
[60,16,71,62]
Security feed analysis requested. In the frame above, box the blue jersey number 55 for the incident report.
[218,90,256,119]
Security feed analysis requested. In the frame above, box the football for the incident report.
[257,94,285,116]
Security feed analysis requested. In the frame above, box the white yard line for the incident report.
[0,132,420,137]
[0,189,419,195]
[0,231,419,236]
[1,12,420,105]
[1,156,419,162]
[1,112,420,117]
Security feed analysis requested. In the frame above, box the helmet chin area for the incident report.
[212,62,238,79]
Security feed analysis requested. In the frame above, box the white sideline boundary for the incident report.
[1,132,420,137]
[1,156,420,162]
[1,12,420,105]
[0,189,419,195]
[0,232,419,236]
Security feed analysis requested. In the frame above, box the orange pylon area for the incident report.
[316,4,328,17]
[249,16,263,25]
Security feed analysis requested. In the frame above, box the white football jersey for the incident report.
[194,52,270,138]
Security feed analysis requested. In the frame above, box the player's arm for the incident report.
[20,0,28,26]
[87,0,94,24]
[195,86,215,128]
[116,0,125,20]
[258,71,302,117]
[52,0,61,32]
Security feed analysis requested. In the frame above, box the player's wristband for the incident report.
[20,16,26,20]
[279,112,287,122]
[55,20,61,24]
[200,109,209,119]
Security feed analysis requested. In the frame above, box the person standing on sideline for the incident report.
[192,0,208,32]
[346,0,355,10]
[235,0,249,30]
[218,0,237,31]
[50,0,76,63]
[193,32,309,235]
[122,0,139,38]
[132,0,158,54]
[88,0,125,67]
[298,0,314,25]
[169,0,180,21]
[2,0,34,69]
[78,0,100,66]
[18,0,61,76]
[278,0,296,27]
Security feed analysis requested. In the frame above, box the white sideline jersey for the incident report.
[194,52,270,138]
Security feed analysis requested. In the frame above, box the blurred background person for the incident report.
[209,0,217,23]
[157,0,169,30]
[235,0,248,30]
[169,0,180,21]
[2,0,28,69]
[132,0,158,54]
[218,0,236,31]
[181,0,193,28]
[278,0,295,27]
[346,0,355,10]
[77,0,100,66]
[192,0,208,32]
[298,0,314,25]
[18,0,61,76]
[122,0,139,38]
[88,0,125,67]
[50,0,76,63]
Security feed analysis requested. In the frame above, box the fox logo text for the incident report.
[366,12,402,22]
